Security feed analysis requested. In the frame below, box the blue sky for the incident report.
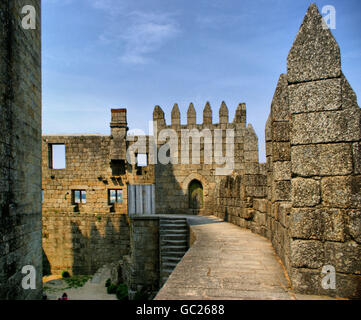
[42,0,361,162]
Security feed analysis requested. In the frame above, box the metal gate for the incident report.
[127,184,155,215]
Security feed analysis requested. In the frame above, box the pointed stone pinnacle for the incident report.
[219,101,228,114]
[187,103,196,115]
[287,3,341,83]
[203,102,212,124]
[219,101,229,124]
[204,101,212,112]
[171,103,180,125]
[171,103,180,116]
[153,105,165,119]
[187,103,196,125]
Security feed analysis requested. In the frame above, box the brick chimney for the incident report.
[110,108,128,161]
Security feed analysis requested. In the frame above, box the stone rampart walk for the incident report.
[155,216,331,300]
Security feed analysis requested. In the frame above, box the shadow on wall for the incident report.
[42,249,51,276]
[70,216,130,275]
[155,161,209,215]
[42,213,130,276]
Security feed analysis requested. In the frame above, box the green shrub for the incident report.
[107,284,117,294]
[61,270,70,278]
[134,288,149,301]
[64,275,92,288]
[116,284,128,300]
[105,278,111,287]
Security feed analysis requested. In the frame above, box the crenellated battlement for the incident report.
[153,101,248,127]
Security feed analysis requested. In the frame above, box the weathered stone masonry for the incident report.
[40,3,360,299]
[0,0,42,299]
[41,110,154,275]
[216,4,361,299]
[153,102,259,216]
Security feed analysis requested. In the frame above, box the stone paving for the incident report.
[155,216,334,300]
[43,265,117,300]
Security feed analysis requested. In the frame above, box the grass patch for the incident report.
[63,275,92,289]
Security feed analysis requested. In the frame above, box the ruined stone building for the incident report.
[1,2,360,300]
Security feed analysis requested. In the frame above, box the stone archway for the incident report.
[188,179,203,211]
[182,173,209,215]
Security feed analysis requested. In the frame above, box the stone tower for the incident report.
[0,1,42,299]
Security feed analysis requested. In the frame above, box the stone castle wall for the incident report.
[0,0,42,299]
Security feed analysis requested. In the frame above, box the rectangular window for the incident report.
[109,189,123,204]
[72,190,86,204]
[49,144,66,169]
[137,153,148,167]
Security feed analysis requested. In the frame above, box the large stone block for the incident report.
[272,142,291,161]
[290,208,322,239]
[273,161,291,181]
[289,78,341,114]
[290,208,344,241]
[271,121,289,142]
[291,143,353,177]
[342,73,359,110]
[325,241,361,274]
[345,210,361,243]
[292,178,320,207]
[271,74,289,121]
[291,109,360,145]
[273,180,291,201]
[353,142,361,175]
[287,4,341,83]
[290,240,324,268]
[321,176,361,209]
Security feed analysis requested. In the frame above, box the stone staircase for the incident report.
[159,217,189,287]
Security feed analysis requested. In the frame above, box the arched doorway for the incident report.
[188,179,203,214]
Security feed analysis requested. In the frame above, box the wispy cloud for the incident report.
[97,8,180,65]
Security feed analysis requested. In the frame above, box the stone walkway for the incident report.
[155,216,334,300]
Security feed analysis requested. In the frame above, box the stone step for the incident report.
[161,262,178,269]
[161,277,169,284]
[160,239,188,246]
[160,234,188,241]
[159,229,188,236]
[161,256,183,264]
[160,268,174,276]
[160,223,188,229]
[161,251,186,259]
[159,219,187,225]
[161,245,188,253]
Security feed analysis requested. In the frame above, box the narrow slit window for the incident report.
[49,144,66,169]
[109,189,123,204]
[73,190,86,204]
